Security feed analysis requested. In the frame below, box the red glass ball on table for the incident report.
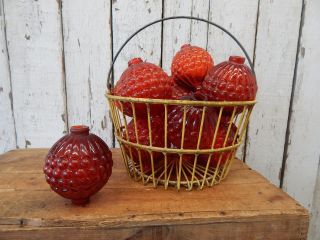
[43,125,113,205]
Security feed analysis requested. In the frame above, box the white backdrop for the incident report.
[0,0,319,238]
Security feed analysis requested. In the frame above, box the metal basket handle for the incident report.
[107,16,255,91]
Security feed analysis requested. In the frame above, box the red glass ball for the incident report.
[201,56,258,113]
[43,125,113,205]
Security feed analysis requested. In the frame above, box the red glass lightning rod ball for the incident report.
[43,125,113,205]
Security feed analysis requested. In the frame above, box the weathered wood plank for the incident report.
[0,0,16,154]
[207,0,258,63]
[162,0,210,72]
[246,0,303,186]
[0,149,308,227]
[190,0,210,48]
[308,160,320,240]
[282,0,320,211]
[0,149,309,239]
[165,217,308,240]
[0,183,306,224]
[61,0,113,146]
[2,0,67,149]
[207,0,259,160]
[0,149,274,191]
[0,226,164,240]
[112,0,162,147]
[112,0,162,81]
[0,168,268,191]
[162,0,192,73]
[0,216,309,240]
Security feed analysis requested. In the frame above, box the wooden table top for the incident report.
[0,148,308,230]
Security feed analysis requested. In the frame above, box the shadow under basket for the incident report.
[107,95,255,190]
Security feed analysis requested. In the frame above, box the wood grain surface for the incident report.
[282,0,320,211]
[0,149,308,240]
[0,0,16,153]
[308,160,320,240]
[246,0,303,186]
[2,0,67,149]
[61,0,113,146]
[162,0,192,73]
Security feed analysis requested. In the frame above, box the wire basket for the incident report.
[106,16,256,190]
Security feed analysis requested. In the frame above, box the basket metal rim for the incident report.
[106,93,256,107]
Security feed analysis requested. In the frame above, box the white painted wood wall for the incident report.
[0,0,319,238]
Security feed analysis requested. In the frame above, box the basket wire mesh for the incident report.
[107,95,255,190]
[106,16,256,190]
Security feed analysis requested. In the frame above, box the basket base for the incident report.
[126,156,234,190]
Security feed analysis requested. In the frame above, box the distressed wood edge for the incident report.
[307,158,320,239]
[0,214,309,240]
[300,216,309,240]
[243,0,261,163]
[0,209,309,230]
[0,0,17,153]
[57,0,69,135]
[279,0,306,189]
[244,0,304,187]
